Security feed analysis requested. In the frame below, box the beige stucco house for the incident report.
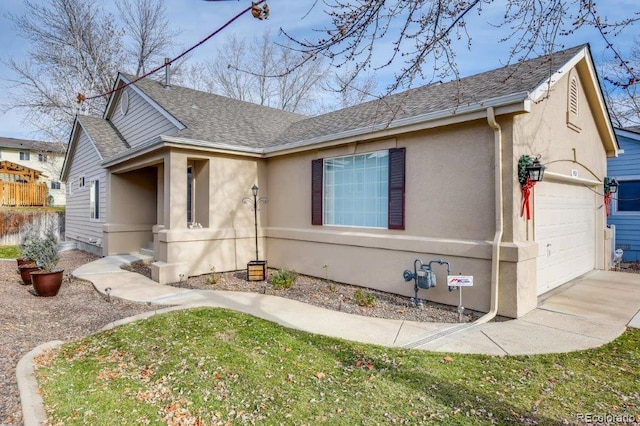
[61,44,618,318]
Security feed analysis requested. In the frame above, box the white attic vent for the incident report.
[566,72,581,132]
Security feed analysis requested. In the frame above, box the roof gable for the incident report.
[61,115,129,180]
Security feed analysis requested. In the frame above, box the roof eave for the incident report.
[264,93,531,157]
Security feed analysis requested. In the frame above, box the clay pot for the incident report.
[17,258,33,268]
[31,270,64,297]
[18,264,40,285]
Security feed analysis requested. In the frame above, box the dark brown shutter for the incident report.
[388,147,406,230]
[311,159,323,225]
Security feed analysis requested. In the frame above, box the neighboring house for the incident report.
[0,137,67,206]
[61,44,617,318]
[608,126,640,261]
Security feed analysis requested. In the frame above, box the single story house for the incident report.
[608,126,640,261]
[61,44,617,318]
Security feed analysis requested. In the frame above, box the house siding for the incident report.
[608,131,640,261]
[0,147,67,205]
[109,86,179,147]
[64,127,106,253]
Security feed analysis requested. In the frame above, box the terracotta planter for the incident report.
[18,264,40,285]
[17,258,33,268]
[31,270,64,297]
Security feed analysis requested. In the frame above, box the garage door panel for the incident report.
[535,182,596,295]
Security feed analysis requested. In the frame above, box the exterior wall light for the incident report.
[604,177,619,194]
[524,156,546,182]
[518,155,546,221]
[604,177,618,217]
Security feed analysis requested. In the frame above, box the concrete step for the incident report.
[139,247,154,257]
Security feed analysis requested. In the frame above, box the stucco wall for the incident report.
[501,68,610,317]
[266,123,499,314]
[142,149,268,283]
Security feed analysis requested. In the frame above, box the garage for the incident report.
[535,180,597,295]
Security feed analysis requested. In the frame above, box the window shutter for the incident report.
[388,147,406,230]
[311,159,323,225]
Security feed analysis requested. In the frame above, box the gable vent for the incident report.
[569,77,579,116]
[566,72,581,132]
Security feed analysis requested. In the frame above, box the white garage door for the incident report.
[535,181,596,295]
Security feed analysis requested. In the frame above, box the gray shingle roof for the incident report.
[624,125,640,134]
[272,45,587,146]
[117,44,586,153]
[0,136,65,154]
[77,115,129,158]
[128,76,307,148]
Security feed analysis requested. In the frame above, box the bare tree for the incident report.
[2,0,178,146]
[602,40,640,128]
[116,0,179,77]
[184,32,329,115]
[323,67,378,109]
[281,0,640,94]
[4,0,125,142]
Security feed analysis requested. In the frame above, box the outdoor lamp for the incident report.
[605,177,619,194]
[525,157,546,182]
[251,184,259,197]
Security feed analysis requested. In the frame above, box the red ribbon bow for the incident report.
[520,177,536,220]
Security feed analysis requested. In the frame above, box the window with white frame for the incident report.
[38,153,48,162]
[20,151,30,161]
[90,180,99,219]
[323,152,389,227]
[50,181,61,190]
[616,180,640,212]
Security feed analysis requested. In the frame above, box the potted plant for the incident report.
[17,226,40,285]
[29,226,64,297]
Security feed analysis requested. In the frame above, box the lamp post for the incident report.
[243,184,268,261]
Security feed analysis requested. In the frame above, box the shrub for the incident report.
[353,289,376,307]
[271,269,297,290]
[19,225,40,262]
[29,226,60,271]
[205,268,218,285]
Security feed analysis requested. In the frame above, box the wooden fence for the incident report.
[0,181,48,207]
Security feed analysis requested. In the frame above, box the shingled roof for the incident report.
[109,44,587,157]
[77,115,129,158]
[0,136,66,154]
[272,44,587,147]
[127,75,307,149]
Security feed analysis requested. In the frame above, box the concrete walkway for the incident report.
[73,255,640,355]
[18,256,640,426]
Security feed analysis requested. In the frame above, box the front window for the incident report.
[323,151,389,227]
[187,166,194,224]
[90,180,99,219]
[20,151,30,161]
[617,180,640,212]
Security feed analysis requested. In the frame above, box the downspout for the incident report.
[475,106,504,324]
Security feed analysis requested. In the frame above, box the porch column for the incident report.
[163,151,188,229]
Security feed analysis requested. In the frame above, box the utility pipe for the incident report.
[475,107,504,324]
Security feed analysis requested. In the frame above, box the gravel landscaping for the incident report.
[123,262,482,323]
[0,251,160,426]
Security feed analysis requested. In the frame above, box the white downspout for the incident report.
[475,106,504,324]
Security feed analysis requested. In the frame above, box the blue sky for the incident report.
[0,0,637,141]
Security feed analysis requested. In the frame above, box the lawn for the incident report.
[0,245,20,259]
[36,307,640,425]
